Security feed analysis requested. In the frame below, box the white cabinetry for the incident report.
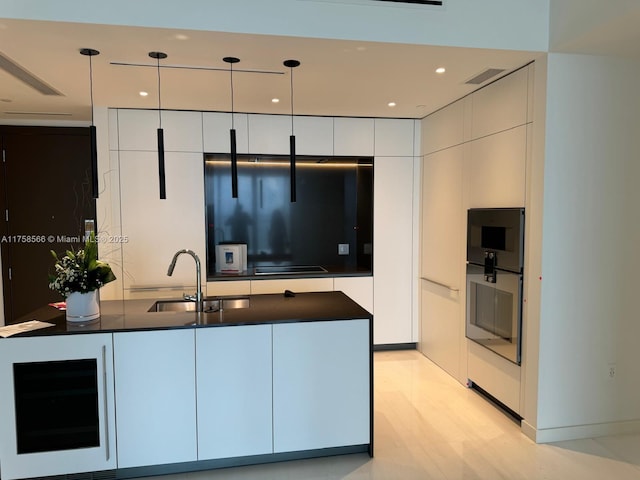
[117,110,203,152]
[196,325,273,459]
[113,329,197,468]
[272,320,370,452]
[374,118,415,156]
[247,114,290,154]
[420,144,465,380]
[119,151,206,297]
[465,125,526,208]
[203,112,249,153]
[334,117,374,156]
[374,156,414,344]
[470,67,528,139]
[0,334,116,480]
[293,116,334,155]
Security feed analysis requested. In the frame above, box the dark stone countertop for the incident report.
[5,291,372,337]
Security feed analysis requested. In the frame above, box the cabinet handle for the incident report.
[421,276,459,292]
[102,345,110,461]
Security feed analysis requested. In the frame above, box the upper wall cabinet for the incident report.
[293,116,334,155]
[334,117,374,156]
[421,99,465,155]
[374,118,415,157]
[465,125,527,208]
[247,114,290,154]
[117,110,203,152]
[203,112,249,154]
[470,67,529,140]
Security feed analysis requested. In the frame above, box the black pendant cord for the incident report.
[284,59,300,203]
[80,48,100,199]
[150,51,167,200]
[224,57,240,199]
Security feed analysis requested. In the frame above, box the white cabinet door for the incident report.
[0,334,116,480]
[421,145,464,289]
[248,114,290,154]
[203,112,249,153]
[272,320,370,453]
[196,325,273,459]
[374,118,415,157]
[292,116,333,155]
[421,99,465,155]
[334,117,374,156]
[119,151,206,295]
[470,67,528,140]
[113,329,197,468]
[465,125,526,208]
[117,109,203,152]
[373,156,414,344]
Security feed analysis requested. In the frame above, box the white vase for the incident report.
[66,290,100,323]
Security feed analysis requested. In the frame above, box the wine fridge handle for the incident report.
[102,345,110,461]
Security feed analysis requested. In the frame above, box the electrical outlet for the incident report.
[608,364,616,379]
[338,243,349,255]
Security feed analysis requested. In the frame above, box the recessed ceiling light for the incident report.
[139,91,149,97]
[174,34,189,40]
[435,67,446,74]
[272,98,280,103]
[388,102,396,107]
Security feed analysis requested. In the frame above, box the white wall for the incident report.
[0,0,549,52]
[532,53,640,441]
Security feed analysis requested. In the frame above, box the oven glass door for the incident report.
[466,263,522,364]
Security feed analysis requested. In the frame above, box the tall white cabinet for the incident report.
[419,65,533,411]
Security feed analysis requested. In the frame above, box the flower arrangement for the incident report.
[49,232,116,297]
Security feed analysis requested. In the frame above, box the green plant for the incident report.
[48,232,116,297]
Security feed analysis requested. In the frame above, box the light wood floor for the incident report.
[155,350,640,479]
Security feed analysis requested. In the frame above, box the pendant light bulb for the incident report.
[149,51,168,199]
[223,56,240,199]
[283,59,300,203]
[80,48,100,199]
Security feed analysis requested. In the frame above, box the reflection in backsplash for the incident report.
[204,154,373,277]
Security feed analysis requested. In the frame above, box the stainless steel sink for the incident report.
[148,297,249,313]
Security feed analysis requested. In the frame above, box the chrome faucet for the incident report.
[167,249,203,312]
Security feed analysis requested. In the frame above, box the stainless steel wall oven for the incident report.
[466,208,524,364]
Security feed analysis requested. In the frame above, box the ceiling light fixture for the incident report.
[283,59,300,203]
[272,98,280,103]
[139,91,148,97]
[223,56,240,199]
[80,48,100,199]
[149,51,168,199]
[388,102,396,107]
[435,67,446,74]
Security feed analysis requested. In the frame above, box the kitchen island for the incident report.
[0,291,373,480]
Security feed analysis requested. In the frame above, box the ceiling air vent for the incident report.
[0,51,63,96]
[465,68,506,85]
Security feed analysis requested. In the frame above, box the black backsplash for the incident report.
[204,154,373,278]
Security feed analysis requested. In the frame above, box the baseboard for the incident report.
[521,418,640,444]
[373,342,416,351]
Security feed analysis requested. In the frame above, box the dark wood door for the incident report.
[0,126,95,323]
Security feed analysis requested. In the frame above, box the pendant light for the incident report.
[149,51,168,199]
[223,57,240,198]
[79,48,100,199]
[283,59,300,203]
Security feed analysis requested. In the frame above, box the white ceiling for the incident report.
[0,18,539,123]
